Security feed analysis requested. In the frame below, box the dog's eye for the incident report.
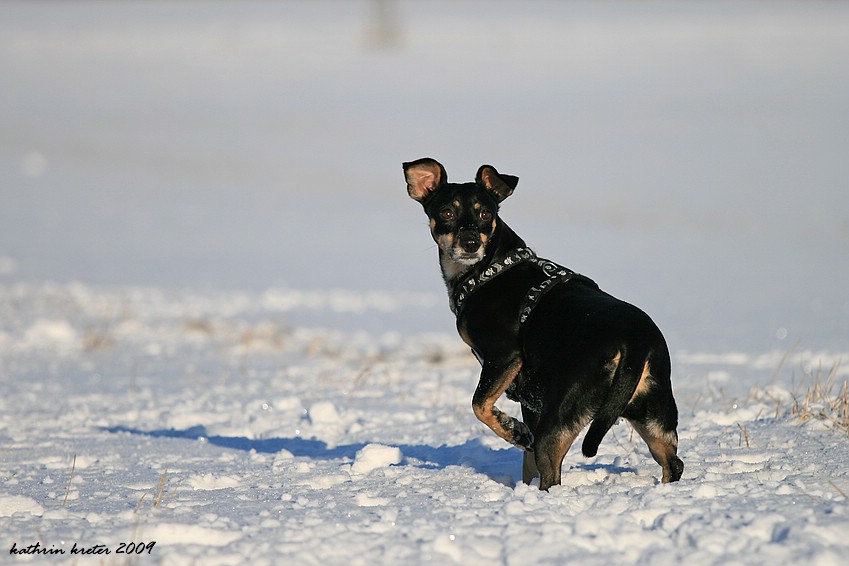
[479,209,493,222]
[439,208,455,221]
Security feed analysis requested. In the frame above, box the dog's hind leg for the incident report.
[626,353,683,483]
[630,420,683,483]
[533,413,590,490]
[535,428,580,491]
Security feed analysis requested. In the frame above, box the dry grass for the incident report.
[154,469,168,509]
[830,481,849,500]
[736,422,751,448]
[62,454,76,507]
[791,360,849,436]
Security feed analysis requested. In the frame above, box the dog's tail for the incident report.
[581,347,647,458]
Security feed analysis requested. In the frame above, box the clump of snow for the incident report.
[186,474,241,491]
[308,401,341,425]
[22,319,78,350]
[0,495,44,517]
[351,444,404,474]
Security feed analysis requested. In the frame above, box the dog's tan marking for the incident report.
[606,351,622,378]
[533,413,592,489]
[645,419,679,448]
[491,219,497,232]
[473,202,482,210]
[452,199,461,208]
[472,358,523,445]
[429,218,436,232]
[630,419,681,483]
[606,352,652,404]
[630,360,653,403]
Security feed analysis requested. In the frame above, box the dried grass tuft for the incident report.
[791,360,848,436]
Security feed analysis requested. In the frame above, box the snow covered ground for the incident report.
[2,1,848,564]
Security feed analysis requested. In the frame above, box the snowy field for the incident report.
[2,1,849,564]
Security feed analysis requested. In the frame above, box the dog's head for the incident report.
[403,158,518,272]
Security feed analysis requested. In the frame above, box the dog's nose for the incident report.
[458,229,481,253]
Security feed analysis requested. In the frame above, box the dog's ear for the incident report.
[476,165,518,202]
[403,158,447,203]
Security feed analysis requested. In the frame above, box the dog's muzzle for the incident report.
[457,228,482,254]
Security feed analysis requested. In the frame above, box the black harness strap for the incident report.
[518,257,577,326]
[451,247,535,316]
[452,248,587,328]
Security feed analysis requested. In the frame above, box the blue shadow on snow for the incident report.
[102,425,520,486]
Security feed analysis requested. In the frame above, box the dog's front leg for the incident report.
[472,357,534,451]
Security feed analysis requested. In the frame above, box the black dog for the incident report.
[404,158,683,490]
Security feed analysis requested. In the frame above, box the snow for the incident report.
[351,444,405,475]
[2,1,849,565]
[0,496,44,519]
[2,282,847,564]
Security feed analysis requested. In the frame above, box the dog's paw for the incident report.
[495,410,534,452]
[509,419,535,452]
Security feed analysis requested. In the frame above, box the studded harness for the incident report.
[450,247,596,327]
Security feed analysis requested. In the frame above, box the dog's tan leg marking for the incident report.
[608,352,653,405]
[605,350,622,382]
[631,420,683,483]
[536,426,584,490]
[630,360,654,404]
[611,351,622,367]
[472,358,531,449]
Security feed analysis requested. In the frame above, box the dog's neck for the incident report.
[440,219,526,305]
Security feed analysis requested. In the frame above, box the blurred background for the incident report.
[1,1,848,352]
